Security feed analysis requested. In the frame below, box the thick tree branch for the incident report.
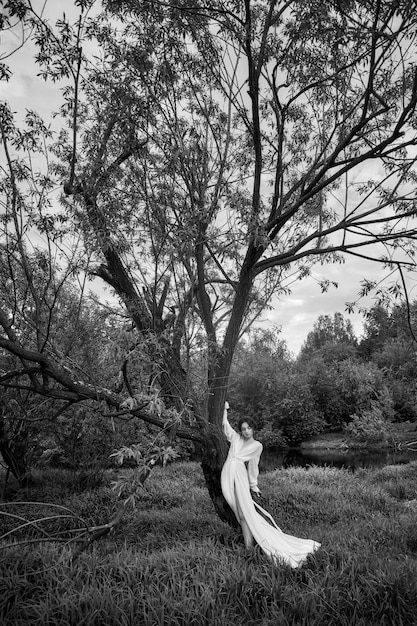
[0,338,203,443]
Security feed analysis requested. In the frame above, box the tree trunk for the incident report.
[200,430,238,529]
[0,416,31,488]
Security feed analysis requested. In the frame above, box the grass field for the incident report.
[1,460,417,625]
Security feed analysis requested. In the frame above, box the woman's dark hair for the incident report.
[237,417,256,433]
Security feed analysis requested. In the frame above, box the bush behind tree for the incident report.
[344,405,393,444]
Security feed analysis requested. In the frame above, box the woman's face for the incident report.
[240,421,253,440]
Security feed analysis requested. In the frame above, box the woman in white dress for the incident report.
[220,402,321,568]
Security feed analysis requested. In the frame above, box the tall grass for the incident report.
[1,461,417,625]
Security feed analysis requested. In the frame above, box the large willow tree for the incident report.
[1,0,417,521]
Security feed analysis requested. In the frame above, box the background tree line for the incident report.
[230,305,417,447]
[2,299,416,482]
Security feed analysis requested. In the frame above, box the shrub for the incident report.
[344,405,393,443]
[280,411,326,445]
[274,376,326,445]
[256,422,285,449]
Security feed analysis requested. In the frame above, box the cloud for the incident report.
[1,31,62,123]
[261,256,393,355]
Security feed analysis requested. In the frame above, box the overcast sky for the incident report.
[2,1,415,356]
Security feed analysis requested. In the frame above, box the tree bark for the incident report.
[0,414,30,488]
[200,429,238,529]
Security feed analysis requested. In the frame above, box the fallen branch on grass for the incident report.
[0,501,126,562]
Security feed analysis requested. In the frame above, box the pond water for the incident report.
[260,447,417,472]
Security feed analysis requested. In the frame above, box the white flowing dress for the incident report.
[220,416,321,568]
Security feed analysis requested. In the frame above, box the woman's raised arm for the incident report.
[222,401,236,442]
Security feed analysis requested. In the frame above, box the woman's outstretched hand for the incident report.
[224,401,230,410]
[251,487,262,498]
